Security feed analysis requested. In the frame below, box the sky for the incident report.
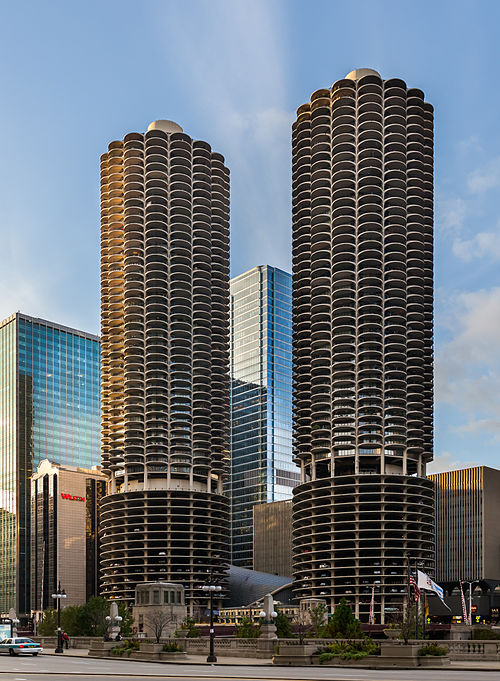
[0,0,499,473]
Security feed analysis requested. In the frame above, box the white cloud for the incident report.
[467,156,500,194]
[436,287,500,440]
[158,0,292,273]
[452,228,500,261]
[437,197,467,234]
[427,452,481,475]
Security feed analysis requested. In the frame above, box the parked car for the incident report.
[0,638,43,656]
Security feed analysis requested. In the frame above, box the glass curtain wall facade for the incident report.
[0,313,100,615]
[230,266,298,567]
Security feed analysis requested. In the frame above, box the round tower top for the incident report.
[345,68,381,81]
[147,120,183,134]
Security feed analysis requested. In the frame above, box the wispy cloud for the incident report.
[436,287,500,440]
[427,451,481,475]
[452,225,500,261]
[158,0,292,275]
[468,156,500,194]
[437,197,467,234]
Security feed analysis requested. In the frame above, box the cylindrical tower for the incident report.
[100,120,230,615]
[292,70,434,622]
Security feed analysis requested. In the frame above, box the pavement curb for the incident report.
[35,652,500,673]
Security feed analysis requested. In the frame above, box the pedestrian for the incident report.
[62,632,69,649]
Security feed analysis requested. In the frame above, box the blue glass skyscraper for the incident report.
[230,266,298,567]
[0,313,100,615]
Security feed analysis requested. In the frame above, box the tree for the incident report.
[118,603,134,637]
[275,610,292,638]
[38,609,58,635]
[309,603,328,637]
[235,616,261,638]
[81,597,110,636]
[144,609,176,643]
[323,598,363,639]
[175,616,201,638]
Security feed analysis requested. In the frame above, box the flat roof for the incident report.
[0,312,100,342]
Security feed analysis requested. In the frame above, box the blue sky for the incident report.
[1,0,499,472]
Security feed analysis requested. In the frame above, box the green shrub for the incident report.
[275,610,293,638]
[473,629,500,640]
[322,598,364,639]
[175,616,200,638]
[111,639,139,657]
[235,616,261,638]
[317,639,379,663]
[418,643,448,657]
[162,643,184,652]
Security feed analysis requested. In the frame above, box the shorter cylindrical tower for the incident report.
[99,120,230,616]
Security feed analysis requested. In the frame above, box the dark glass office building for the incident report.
[230,266,298,567]
[0,313,100,616]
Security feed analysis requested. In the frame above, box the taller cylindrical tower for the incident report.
[99,120,230,615]
[292,70,434,622]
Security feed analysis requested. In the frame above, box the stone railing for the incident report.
[80,635,500,662]
[33,636,100,649]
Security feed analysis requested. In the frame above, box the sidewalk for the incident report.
[44,649,272,665]
[43,649,500,670]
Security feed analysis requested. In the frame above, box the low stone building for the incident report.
[132,582,187,639]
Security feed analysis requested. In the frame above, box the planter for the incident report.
[383,629,401,640]
[160,651,188,660]
[418,656,450,667]
[139,643,164,653]
[316,656,375,667]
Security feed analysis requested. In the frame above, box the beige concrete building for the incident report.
[31,459,106,610]
[253,500,293,577]
[291,69,435,622]
[429,466,500,584]
[133,581,186,638]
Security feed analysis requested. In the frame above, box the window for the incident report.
[153,590,160,604]
[163,591,169,604]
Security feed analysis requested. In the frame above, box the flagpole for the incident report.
[414,558,418,640]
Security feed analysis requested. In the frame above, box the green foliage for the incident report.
[175,616,200,638]
[38,609,58,635]
[162,642,184,652]
[118,603,134,637]
[235,616,261,639]
[111,639,139,657]
[317,639,379,663]
[322,599,363,639]
[418,643,448,657]
[39,597,133,638]
[275,610,292,639]
[308,603,327,638]
[473,628,500,640]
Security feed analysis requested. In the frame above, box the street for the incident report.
[0,655,500,681]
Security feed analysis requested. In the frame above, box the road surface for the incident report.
[0,655,500,680]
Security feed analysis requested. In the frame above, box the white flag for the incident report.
[417,570,450,609]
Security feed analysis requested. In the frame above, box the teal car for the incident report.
[0,637,43,655]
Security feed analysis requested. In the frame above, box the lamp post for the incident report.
[51,581,67,653]
[463,580,479,626]
[10,618,19,638]
[202,582,222,663]
[105,613,123,640]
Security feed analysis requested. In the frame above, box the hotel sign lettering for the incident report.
[61,493,85,502]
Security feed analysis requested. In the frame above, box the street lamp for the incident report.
[202,583,222,663]
[105,614,123,640]
[10,618,19,638]
[51,581,67,653]
[463,581,479,626]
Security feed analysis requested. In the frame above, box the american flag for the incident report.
[409,569,421,602]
